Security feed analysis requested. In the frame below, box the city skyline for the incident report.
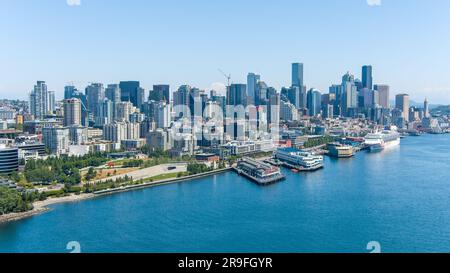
[2,0,450,103]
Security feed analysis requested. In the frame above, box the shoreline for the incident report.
[0,193,96,224]
[0,168,231,225]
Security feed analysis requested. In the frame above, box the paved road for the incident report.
[94,163,187,183]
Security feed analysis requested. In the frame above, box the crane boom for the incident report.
[218,69,231,86]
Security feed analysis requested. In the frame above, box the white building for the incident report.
[69,126,88,145]
[42,127,70,155]
[155,101,171,129]
[126,122,140,140]
[103,122,140,143]
[115,101,134,122]
[146,129,172,151]
[103,122,127,143]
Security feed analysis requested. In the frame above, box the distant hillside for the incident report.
[431,105,450,115]
[389,100,443,109]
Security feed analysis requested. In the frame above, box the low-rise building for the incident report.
[0,146,19,174]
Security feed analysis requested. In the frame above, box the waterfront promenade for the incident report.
[0,165,229,224]
[93,163,188,184]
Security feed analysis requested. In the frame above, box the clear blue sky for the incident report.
[1,0,450,104]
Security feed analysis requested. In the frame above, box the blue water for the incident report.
[1,134,449,253]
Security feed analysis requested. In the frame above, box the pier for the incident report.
[233,157,285,185]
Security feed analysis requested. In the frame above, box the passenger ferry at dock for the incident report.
[364,130,401,152]
[235,157,285,185]
[274,148,324,171]
[327,143,355,158]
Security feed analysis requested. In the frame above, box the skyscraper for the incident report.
[227,84,247,107]
[287,86,306,110]
[424,98,430,118]
[267,93,280,125]
[189,88,204,119]
[150,85,170,104]
[362,65,373,90]
[64,85,77,100]
[247,73,260,105]
[361,88,373,108]
[307,89,322,116]
[85,83,105,118]
[29,81,48,119]
[48,91,56,114]
[395,94,410,122]
[341,72,358,116]
[329,84,343,116]
[69,89,89,127]
[105,84,121,103]
[63,98,82,127]
[255,81,268,106]
[120,81,144,108]
[292,63,304,88]
[173,85,191,107]
[155,101,171,129]
[374,84,390,108]
[96,99,114,126]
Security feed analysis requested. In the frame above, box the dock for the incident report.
[233,157,285,185]
[263,158,283,166]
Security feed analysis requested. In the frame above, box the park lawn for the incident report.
[81,167,139,182]
[145,172,189,182]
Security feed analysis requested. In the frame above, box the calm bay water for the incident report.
[1,134,450,253]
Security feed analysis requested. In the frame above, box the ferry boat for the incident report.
[274,148,324,171]
[364,130,401,152]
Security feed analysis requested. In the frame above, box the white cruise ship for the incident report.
[364,130,401,152]
[274,148,324,170]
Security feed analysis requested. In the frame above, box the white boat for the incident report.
[274,148,324,169]
[364,130,401,152]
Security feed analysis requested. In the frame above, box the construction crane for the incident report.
[218,69,231,86]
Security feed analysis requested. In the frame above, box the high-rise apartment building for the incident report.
[96,99,114,126]
[85,83,105,118]
[48,91,56,114]
[42,127,70,155]
[63,98,82,127]
[114,101,134,122]
[69,126,88,145]
[64,85,77,100]
[29,81,49,119]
